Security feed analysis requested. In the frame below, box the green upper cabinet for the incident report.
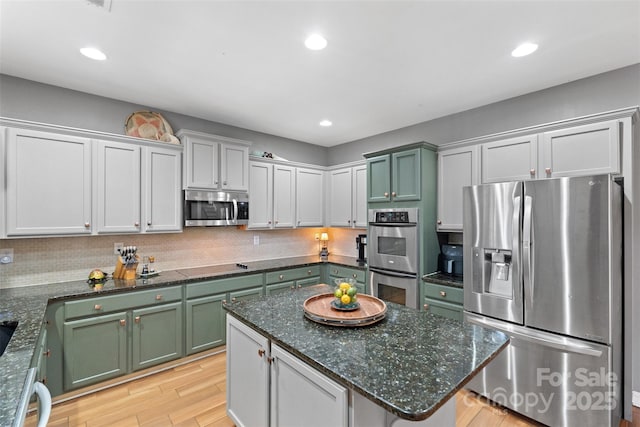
[367,147,421,203]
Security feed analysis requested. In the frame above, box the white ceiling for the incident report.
[1,1,639,147]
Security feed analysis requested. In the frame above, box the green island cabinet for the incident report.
[422,281,463,321]
[327,264,367,294]
[61,286,183,391]
[366,147,422,203]
[185,273,263,355]
[265,265,321,295]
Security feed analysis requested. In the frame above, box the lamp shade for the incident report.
[320,232,329,242]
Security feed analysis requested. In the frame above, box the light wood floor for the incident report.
[26,351,542,427]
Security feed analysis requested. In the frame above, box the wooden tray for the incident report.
[303,293,387,327]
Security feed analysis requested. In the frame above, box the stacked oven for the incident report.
[368,208,420,309]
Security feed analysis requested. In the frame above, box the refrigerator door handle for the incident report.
[522,195,533,302]
[512,195,521,294]
[466,314,603,357]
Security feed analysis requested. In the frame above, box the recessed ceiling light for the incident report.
[511,42,538,58]
[305,34,327,51]
[80,47,107,61]
[319,119,332,127]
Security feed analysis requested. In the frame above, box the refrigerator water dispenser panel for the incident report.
[486,250,512,298]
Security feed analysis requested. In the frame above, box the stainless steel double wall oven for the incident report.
[368,208,420,309]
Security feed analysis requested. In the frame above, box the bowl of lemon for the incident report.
[332,278,359,311]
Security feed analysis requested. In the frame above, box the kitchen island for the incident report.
[224,284,509,426]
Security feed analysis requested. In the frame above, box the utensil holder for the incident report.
[114,255,139,280]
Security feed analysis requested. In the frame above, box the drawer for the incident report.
[423,282,463,305]
[328,265,366,283]
[265,265,321,284]
[186,273,263,299]
[423,298,463,321]
[65,286,182,319]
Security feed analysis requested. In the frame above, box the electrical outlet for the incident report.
[0,248,14,264]
[114,242,124,255]
[253,235,260,246]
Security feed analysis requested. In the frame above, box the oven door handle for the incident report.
[369,222,417,227]
[369,267,417,279]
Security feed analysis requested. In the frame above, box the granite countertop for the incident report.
[422,272,464,289]
[0,255,364,426]
[224,284,508,421]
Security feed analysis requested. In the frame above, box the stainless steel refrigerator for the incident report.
[463,174,622,427]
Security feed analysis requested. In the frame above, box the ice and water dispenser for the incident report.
[470,247,515,299]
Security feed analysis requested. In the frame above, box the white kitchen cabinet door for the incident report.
[437,145,479,231]
[142,146,182,232]
[248,161,274,229]
[296,168,324,227]
[226,314,270,427]
[95,140,141,234]
[481,134,538,183]
[352,164,368,228]
[6,128,92,236]
[271,343,348,427]
[273,165,295,228]
[220,142,249,191]
[183,135,218,189]
[541,120,620,178]
[0,128,6,238]
[328,167,352,227]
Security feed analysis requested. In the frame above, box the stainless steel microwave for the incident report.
[184,190,249,226]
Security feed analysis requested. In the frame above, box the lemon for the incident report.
[339,282,351,292]
[334,289,343,298]
[341,294,351,305]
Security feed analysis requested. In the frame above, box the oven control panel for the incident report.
[375,211,410,223]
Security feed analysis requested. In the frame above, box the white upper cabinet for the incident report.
[295,167,324,227]
[481,134,538,183]
[178,129,250,191]
[437,145,479,231]
[6,128,93,236]
[248,161,274,229]
[142,146,182,232]
[541,120,620,178]
[327,164,367,228]
[273,165,296,228]
[95,140,142,234]
[0,128,6,238]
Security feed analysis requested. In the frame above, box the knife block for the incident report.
[113,255,139,280]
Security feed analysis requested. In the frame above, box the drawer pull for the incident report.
[120,319,126,326]
[307,270,312,275]
[94,304,102,311]
[279,274,284,280]
[290,285,295,289]
[352,274,357,278]
[44,349,51,358]
[222,300,227,305]
[530,168,536,176]
[84,222,91,228]
[258,348,265,358]
[135,316,141,323]
[155,294,163,301]
[440,291,447,297]
[231,297,237,302]
[297,284,302,288]
[545,167,552,175]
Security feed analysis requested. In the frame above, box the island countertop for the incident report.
[223,284,509,421]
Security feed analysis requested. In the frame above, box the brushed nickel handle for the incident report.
[84,222,90,228]
[530,168,535,176]
[135,316,141,323]
[258,348,265,358]
[437,220,442,225]
[268,220,272,224]
[231,297,237,302]
[134,222,140,227]
[347,219,351,224]
[297,284,302,288]
[423,304,429,310]
[120,319,126,326]
[352,274,357,278]
[279,274,284,280]
[147,221,152,226]
[44,349,51,358]
[307,270,312,275]
[275,220,279,224]
[391,191,397,197]
[290,285,295,289]
[333,269,338,274]
[94,304,102,310]
[440,291,447,297]
[383,192,389,197]
[222,300,227,305]
[155,294,163,301]
[267,356,274,364]
[545,167,551,175]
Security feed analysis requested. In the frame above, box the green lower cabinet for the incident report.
[327,264,367,294]
[422,298,463,321]
[185,293,226,356]
[229,286,264,302]
[132,302,183,371]
[266,281,296,295]
[296,276,321,289]
[63,311,128,391]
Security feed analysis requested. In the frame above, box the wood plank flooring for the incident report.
[26,351,543,426]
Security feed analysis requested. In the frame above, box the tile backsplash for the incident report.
[0,227,364,289]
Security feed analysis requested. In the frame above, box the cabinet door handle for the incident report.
[267,356,274,364]
[290,285,295,289]
[307,270,312,275]
[84,222,91,228]
[268,220,272,224]
[545,167,552,175]
[134,222,140,227]
[223,181,227,185]
[440,290,447,297]
[391,191,396,197]
[147,221,152,226]
[352,274,357,279]
[120,319,126,326]
[275,220,279,224]
[222,300,227,305]
[297,284,302,288]
[135,316,141,323]
[231,297,237,302]
[279,274,284,280]
[333,269,338,274]
[155,294,163,301]
[94,304,102,311]
[423,303,429,310]
[43,349,51,358]
[258,348,265,358]
[383,192,389,197]
[529,168,536,176]
[347,219,351,224]
[437,220,442,225]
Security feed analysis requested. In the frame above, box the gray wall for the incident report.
[0,74,328,165]
[328,63,640,163]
